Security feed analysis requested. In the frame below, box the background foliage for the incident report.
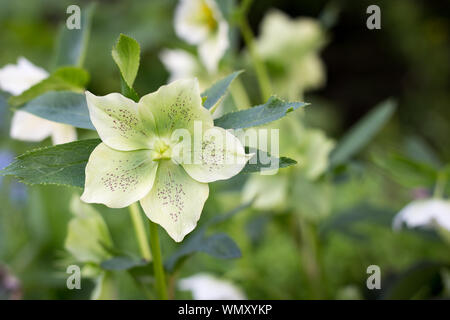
[0,0,449,299]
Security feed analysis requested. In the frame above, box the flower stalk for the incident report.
[149,220,168,300]
[236,0,272,102]
[129,203,152,261]
[433,171,447,199]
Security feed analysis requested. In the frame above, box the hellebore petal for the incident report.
[140,160,209,242]
[1,58,78,145]
[174,0,229,73]
[198,19,229,73]
[10,110,54,142]
[10,111,77,145]
[256,10,324,62]
[85,91,154,151]
[242,173,289,211]
[81,143,158,208]
[179,273,247,300]
[393,198,450,231]
[65,196,113,264]
[175,0,215,45]
[159,49,199,83]
[138,79,213,138]
[51,123,78,145]
[0,57,48,95]
[179,126,252,183]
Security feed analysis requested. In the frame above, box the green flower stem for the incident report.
[229,77,251,110]
[129,203,152,261]
[296,215,324,299]
[433,171,447,199]
[237,0,272,102]
[149,220,168,300]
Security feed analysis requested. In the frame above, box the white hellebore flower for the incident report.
[179,273,246,300]
[160,49,200,83]
[255,10,326,100]
[0,57,77,145]
[175,0,229,73]
[393,198,450,231]
[81,79,252,242]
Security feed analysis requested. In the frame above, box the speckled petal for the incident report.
[85,91,155,151]
[140,160,209,242]
[180,126,252,183]
[81,143,158,208]
[138,79,213,138]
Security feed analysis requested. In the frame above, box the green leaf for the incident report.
[8,66,89,107]
[242,148,297,173]
[0,139,101,188]
[20,91,94,130]
[200,233,241,259]
[165,232,241,272]
[53,3,96,68]
[329,99,396,168]
[319,203,395,240]
[372,153,438,188]
[112,34,140,89]
[100,256,148,271]
[164,203,251,272]
[201,70,243,110]
[214,96,308,129]
[119,74,139,102]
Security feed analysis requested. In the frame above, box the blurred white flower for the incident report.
[256,10,324,62]
[160,49,200,83]
[0,57,77,145]
[243,174,288,210]
[0,57,48,95]
[254,10,326,100]
[179,273,246,300]
[242,115,335,212]
[175,0,229,73]
[159,49,218,91]
[393,198,450,231]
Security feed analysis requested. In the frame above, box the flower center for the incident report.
[152,139,172,161]
[199,1,218,31]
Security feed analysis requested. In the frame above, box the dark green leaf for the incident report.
[372,153,438,188]
[200,233,241,259]
[120,75,139,102]
[20,91,94,130]
[329,99,396,168]
[201,70,243,110]
[9,66,89,107]
[382,262,446,299]
[404,135,442,169]
[101,256,148,271]
[0,139,101,188]
[53,3,96,68]
[214,96,308,129]
[206,201,253,226]
[164,203,251,272]
[319,203,395,240]
[112,34,140,89]
[242,148,297,173]
[165,232,241,272]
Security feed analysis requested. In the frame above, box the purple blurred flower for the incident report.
[0,265,22,300]
[411,187,430,200]
[0,150,14,187]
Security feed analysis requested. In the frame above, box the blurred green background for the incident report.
[0,0,449,299]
